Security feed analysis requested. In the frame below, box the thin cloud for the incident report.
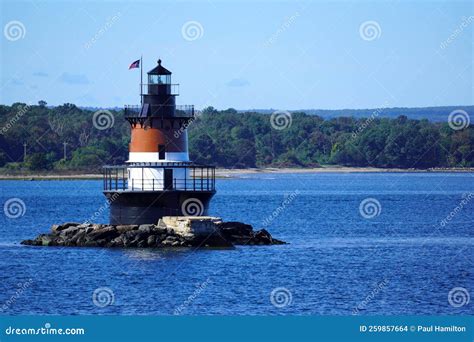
[10,78,24,85]
[59,72,90,85]
[33,71,49,77]
[226,78,250,87]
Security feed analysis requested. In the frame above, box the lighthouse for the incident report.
[103,59,216,225]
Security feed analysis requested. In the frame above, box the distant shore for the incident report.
[0,166,472,180]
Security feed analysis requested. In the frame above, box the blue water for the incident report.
[0,173,473,315]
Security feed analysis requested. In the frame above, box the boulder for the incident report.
[122,230,147,247]
[21,239,39,246]
[191,233,233,248]
[163,235,182,245]
[40,234,53,246]
[59,226,80,237]
[84,240,99,247]
[88,226,119,241]
[91,224,105,230]
[254,229,272,244]
[109,236,125,247]
[116,225,138,233]
[161,237,176,246]
[137,240,148,248]
[218,222,253,242]
[219,221,253,234]
[95,239,108,247]
[147,235,157,246]
[124,230,140,239]
[151,226,167,235]
[138,224,154,233]
[131,232,148,244]
[58,222,80,230]
[50,222,77,233]
[71,230,86,245]
[51,224,61,233]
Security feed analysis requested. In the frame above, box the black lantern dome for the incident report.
[142,59,177,116]
[148,59,172,84]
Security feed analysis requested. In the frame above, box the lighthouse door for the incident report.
[164,169,173,190]
[158,144,165,160]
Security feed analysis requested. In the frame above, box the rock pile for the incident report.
[21,219,286,248]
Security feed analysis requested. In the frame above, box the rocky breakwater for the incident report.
[21,216,286,248]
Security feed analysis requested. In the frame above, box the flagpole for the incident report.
[140,55,143,106]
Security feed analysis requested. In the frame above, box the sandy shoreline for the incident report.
[0,166,472,180]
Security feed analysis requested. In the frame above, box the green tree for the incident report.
[24,153,49,170]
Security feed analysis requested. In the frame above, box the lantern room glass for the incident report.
[148,74,171,84]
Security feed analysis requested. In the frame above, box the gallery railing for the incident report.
[124,104,194,119]
[103,163,215,192]
[140,83,179,96]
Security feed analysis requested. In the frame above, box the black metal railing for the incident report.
[103,164,215,192]
[140,83,179,96]
[124,104,194,119]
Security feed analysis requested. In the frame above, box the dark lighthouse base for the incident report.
[104,190,216,225]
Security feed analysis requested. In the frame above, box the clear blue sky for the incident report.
[1,0,472,110]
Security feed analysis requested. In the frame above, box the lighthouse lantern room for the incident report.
[103,59,216,225]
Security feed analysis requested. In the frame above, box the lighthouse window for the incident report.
[158,145,165,160]
[148,74,170,84]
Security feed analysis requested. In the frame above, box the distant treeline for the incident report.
[0,102,472,172]
[280,105,474,122]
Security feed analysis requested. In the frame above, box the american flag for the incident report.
[129,59,140,69]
